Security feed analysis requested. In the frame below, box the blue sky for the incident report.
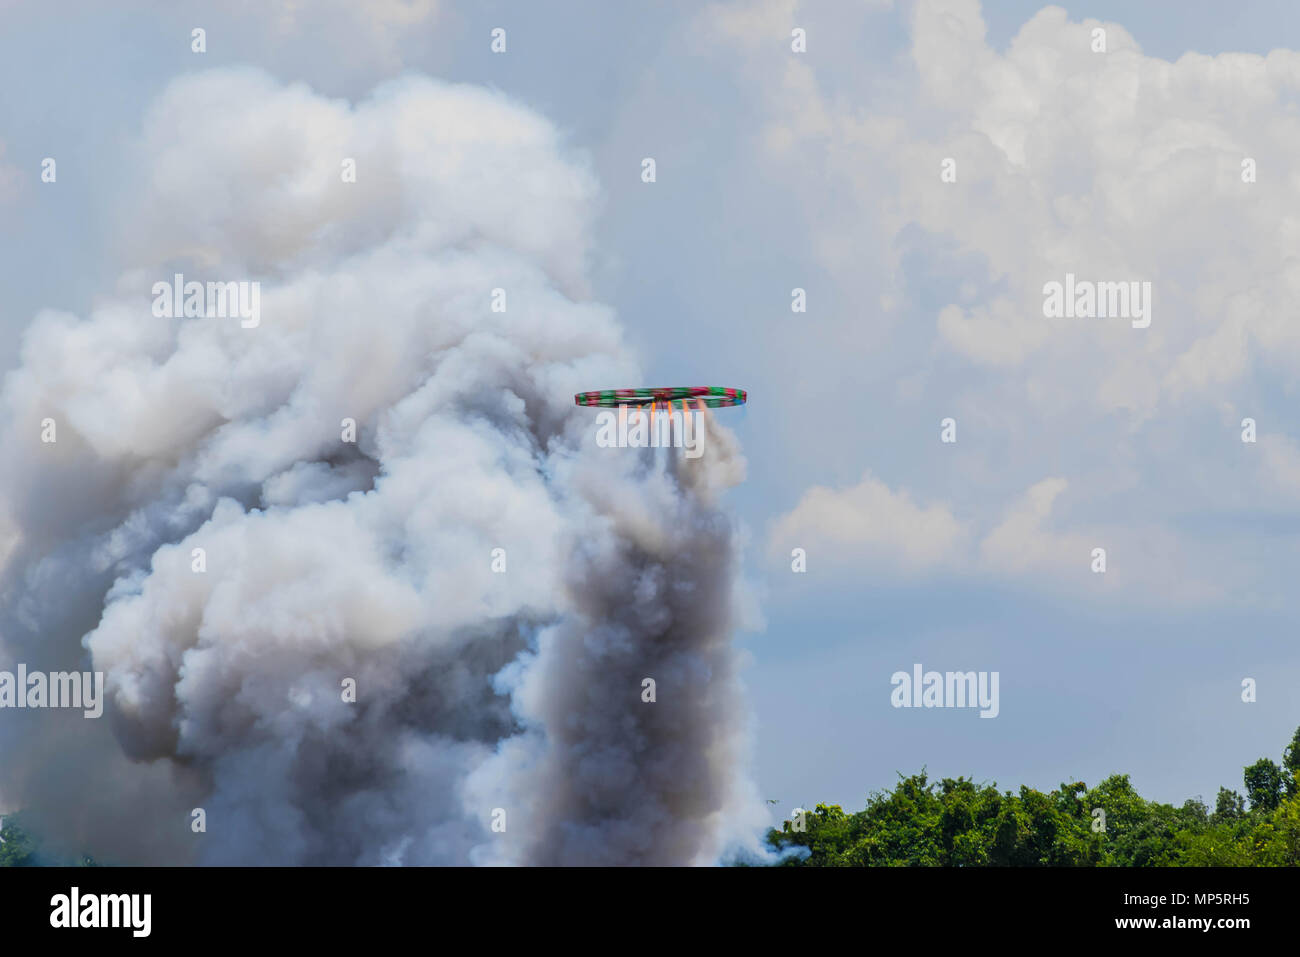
[3,0,1299,831]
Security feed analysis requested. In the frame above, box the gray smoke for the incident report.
[0,68,765,865]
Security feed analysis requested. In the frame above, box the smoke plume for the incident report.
[0,68,763,865]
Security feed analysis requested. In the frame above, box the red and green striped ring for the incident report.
[574,387,747,409]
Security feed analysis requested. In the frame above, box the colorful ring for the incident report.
[574,387,747,409]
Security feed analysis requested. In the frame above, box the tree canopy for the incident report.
[765,725,1300,866]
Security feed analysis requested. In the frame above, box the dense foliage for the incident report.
[0,813,96,867]
[0,814,38,867]
[766,725,1300,866]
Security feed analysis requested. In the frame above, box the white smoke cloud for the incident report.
[0,67,762,865]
